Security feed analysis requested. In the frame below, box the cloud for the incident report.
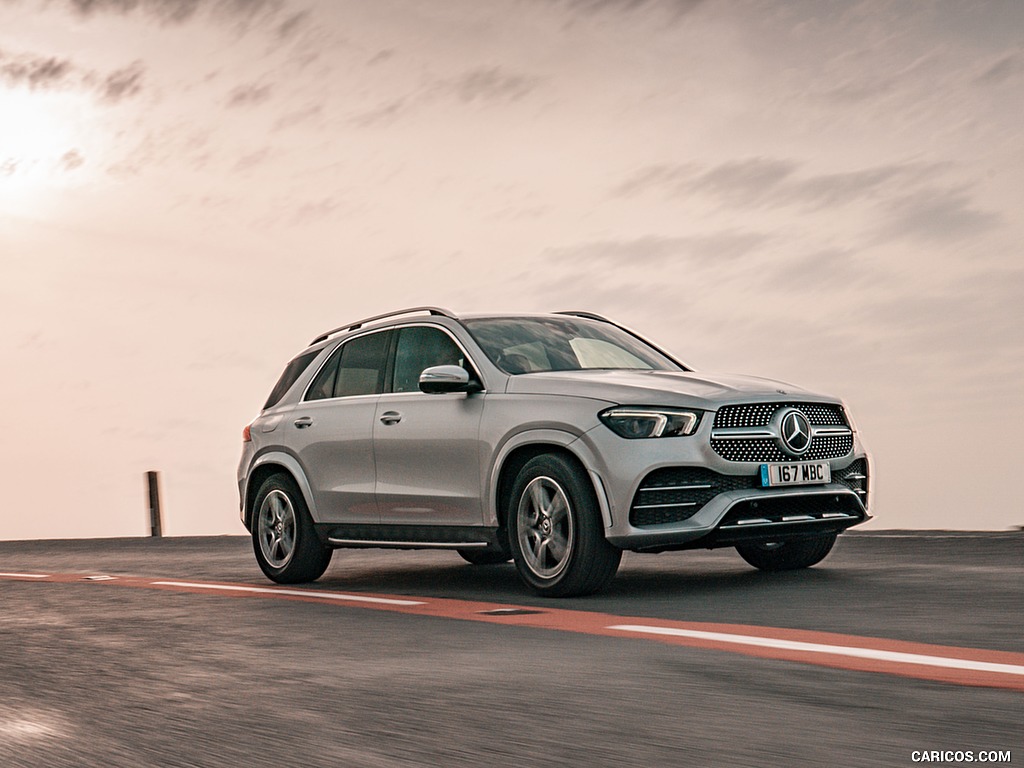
[68,0,202,23]
[273,104,322,130]
[59,149,85,171]
[275,9,308,40]
[558,0,705,19]
[812,76,896,104]
[351,97,410,128]
[351,66,542,127]
[62,0,281,25]
[612,159,795,206]
[450,67,540,103]
[761,248,866,291]
[100,61,144,103]
[613,158,944,211]
[290,197,341,225]
[232,147,271,172]
[779,165,936,209]
[687,158,797,206]
[368,49,396,66]
[0,51,74,89]
[875,188,1003,242]
[0,47,146,102]
[974,51,1024,86]
[546,231,770,267]
[226,83,272,108]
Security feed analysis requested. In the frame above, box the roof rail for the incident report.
[310,306,457,345]
[554,310,614,324]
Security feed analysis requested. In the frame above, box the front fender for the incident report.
[486,429,613,530]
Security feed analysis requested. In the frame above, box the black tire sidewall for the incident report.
[457,547,512,566]
[736,534,837,571]
[251,473,332,584]
[507,454,620,597]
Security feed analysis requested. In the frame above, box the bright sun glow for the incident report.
[0,87,92,213]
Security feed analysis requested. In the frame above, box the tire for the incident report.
[458,547,511,566]
[736,534,837,572]
[507,454,621,597]
[252,473,333,584]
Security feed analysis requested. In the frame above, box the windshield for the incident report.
[463,317,683,374]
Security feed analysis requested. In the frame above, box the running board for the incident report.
[327,539,490,550]
[316,523,501,551]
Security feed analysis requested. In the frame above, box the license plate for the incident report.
[760,461,831,487]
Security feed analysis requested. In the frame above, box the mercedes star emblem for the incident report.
[780,409,812,455]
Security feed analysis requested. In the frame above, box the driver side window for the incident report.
[392,326,477,393]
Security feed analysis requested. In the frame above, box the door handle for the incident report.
[379,411,402,425]
[293,417,313,428]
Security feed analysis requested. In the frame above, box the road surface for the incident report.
[1,532,1020,767]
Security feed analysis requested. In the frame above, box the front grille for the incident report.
[714,403,848,428]
[711,402,852,463]
[629,467,757,527]
[711,434,854,463]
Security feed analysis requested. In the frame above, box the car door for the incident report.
[373,325,486,526]
[286,330,391,524]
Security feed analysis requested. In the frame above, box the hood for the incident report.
[503,369,838,408]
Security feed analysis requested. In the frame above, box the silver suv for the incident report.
[238,307,871,596]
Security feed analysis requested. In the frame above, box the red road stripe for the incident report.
[6,571,1024,692]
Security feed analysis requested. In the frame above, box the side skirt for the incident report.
[315,523,502,551]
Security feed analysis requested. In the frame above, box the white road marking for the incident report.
[607,625,1024,677]
[0,572,49,579]
[853,534,1017,539]
[151,581,426,606]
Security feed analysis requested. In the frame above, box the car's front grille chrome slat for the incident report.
[629,468,756,527]
[632,501,699,510]
[718,510,861,531]
[639,484,712,492]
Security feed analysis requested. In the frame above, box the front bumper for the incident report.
[606,484,869,551]
[573,413,872,551]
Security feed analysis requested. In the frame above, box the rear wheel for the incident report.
[736,534,837,571]
[252,473,332,584]
[507,454,621,597]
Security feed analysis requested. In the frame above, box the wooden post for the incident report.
[146,471,163,537]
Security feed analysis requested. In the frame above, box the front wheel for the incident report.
[457,546,511,566]
[507,454,621,597]
[252,473,333,584]
[736,534,837,571]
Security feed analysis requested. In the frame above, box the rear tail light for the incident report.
[242,424,252,442]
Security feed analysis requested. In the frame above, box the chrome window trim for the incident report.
[300,322,488,404]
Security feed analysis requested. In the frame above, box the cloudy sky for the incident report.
[1,0,1021,539]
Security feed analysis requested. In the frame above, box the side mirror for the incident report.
[419,365,483,394]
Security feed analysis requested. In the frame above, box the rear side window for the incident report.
[263,349,321,409]
[304,330,391,401]
[305,348,341,401]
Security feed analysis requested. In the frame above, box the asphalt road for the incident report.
[1,532,1021,767]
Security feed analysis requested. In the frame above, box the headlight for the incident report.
[599,407,702,439]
